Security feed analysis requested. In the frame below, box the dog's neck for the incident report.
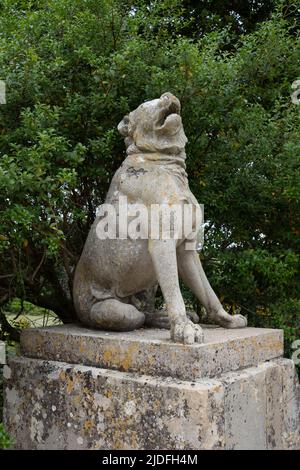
[124,151,187,170]
[122,153,189,192]
[124,136,186,162]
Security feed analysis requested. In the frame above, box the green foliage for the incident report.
[0,364,13,449]
[0,0,299,362]
[178,0,279,39]
[0,423,12,449]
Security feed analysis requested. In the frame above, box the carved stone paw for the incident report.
[213,308,247,329]
[186,310,200,324]
[145,309,200,330]
[171,320,204,345]
[226,313,247,328]
[144,310,170,329]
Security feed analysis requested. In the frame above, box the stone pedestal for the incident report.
[3,325,300,449]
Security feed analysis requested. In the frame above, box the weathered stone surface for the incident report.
[4,325,299,450]
[219,359,300,450]
[4,355,299,450]
[20,325,283,380]
[3,357,225,450]
[273,358,300,449]
[265,362,284,449]
[220,361,292,450]
[222,364,268,449]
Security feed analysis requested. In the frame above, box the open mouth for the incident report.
[157,99,180,127]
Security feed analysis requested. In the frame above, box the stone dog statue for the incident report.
[73,92,247,344]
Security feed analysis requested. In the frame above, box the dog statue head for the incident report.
[118,92,187,156]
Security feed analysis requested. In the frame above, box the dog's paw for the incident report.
[226,313,247,328]
[186,309,200,324]
[144,309,170,329]
[212,308,247,329]
[171,320,204,345]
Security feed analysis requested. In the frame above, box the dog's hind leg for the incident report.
[89,299,145,331]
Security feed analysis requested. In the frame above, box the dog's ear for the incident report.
[117,115,130,137]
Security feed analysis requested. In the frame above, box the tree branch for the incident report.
[0,308,20,342]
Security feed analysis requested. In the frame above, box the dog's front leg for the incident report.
[148,239,204,344]
[177,241,247,328]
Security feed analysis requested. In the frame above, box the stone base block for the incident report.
[20,325,284,380]
[3,326,300,450]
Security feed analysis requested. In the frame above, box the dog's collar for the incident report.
[125,152,187,170]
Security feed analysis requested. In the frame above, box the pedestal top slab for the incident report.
[20,324,283,380]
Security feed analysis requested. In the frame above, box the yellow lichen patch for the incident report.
[74,395,81,404]
[83,386,91,396]
[103,349,114,364]
[105,389,113,399]
[263,337,283,353]
[111,416,139,449]
[102,343,139,371]
[32,333,45,354]
[79,339,86,354]
[146,345,158,368]
[152,399,161,412]
[59,370,66,381]
[83,419,93,431]
[66,377,75,394]
[212,384,222,393]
